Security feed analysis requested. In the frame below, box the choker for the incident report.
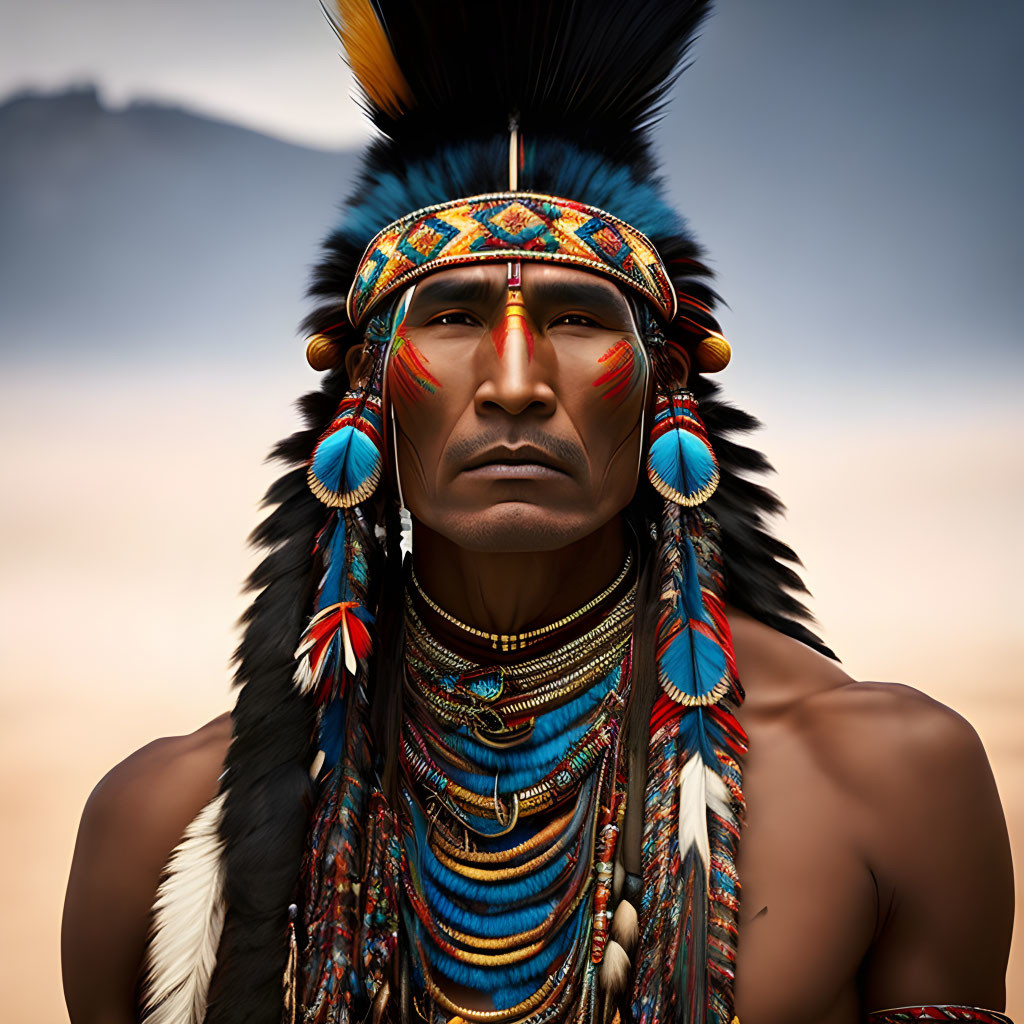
[409,549,634,653]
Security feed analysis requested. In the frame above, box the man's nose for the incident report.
[477,297,555,416]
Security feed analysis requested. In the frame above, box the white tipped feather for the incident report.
[599,939,632,995]
[292,655,314,696]
[610,898,639,955]
[141,792,227,1024]
[341,613,357,674]
[677,752,732,877]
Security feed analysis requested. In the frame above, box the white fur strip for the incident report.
[141,792,227,1024]
[677,752,732,875]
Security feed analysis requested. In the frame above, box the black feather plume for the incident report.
[343,0,711,177]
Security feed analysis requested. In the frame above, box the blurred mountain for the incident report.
[0,85,356,364]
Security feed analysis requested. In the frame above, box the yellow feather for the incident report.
[328,0,413,117]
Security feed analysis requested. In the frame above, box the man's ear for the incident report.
[344,343,372,386]
[657,342,691,390]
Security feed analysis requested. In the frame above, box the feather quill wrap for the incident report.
[648,392,721,509]
[635,503,747,1024]
[141,792,227,1024]
[306,393,384,509]
[655,498,730,707]
[295,446,384,1017]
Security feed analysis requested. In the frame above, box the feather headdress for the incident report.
[305,0,731,373]
[145,3,835,1023]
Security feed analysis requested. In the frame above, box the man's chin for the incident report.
[431,504,598,554]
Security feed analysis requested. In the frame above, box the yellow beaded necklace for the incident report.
[409,550,633,653]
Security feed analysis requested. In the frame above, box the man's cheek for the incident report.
[389,330,441,407]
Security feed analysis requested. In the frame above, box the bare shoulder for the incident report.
[73,713,233,878]
[742,614,1006,840]
[729,606,996,796]
[814,682,1013,1006]
[731,609,1013,1006]
[62,714,232,1024]
[85,713,233,830]
[797,677,999,816]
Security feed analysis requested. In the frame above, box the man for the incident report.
[62,2,1013,1023]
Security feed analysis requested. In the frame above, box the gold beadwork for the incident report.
[347,193,678,329]
[410,550,632,652]
[421,955,567,1022]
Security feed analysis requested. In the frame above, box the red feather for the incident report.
[294,601,373,702]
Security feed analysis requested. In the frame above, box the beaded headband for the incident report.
[347,191,677,325]
[345,190,732,373]
[303,126,735,374]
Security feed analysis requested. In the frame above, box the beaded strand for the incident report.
[398,569,636,1022]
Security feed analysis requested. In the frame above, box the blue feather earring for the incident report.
[646,388,720,508]
[306,391,384,507]
[629,326,746,1024]
[306,311,392,508]
[307,387,385,509]
[295,324,390,702]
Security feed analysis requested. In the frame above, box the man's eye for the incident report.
[427,311,480,327]
[552,314,599,328]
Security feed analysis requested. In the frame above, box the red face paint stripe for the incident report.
[390,330,441,405]
[593,338,640,402]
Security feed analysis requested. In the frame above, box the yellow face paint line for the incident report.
[492,263,535,360]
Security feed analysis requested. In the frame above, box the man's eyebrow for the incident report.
[409,276,498,308]
[527,281,630,319]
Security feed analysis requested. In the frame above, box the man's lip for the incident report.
[461,444,570,475]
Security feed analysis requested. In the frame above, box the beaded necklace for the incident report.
[398,569,636,1023]
[410,551,633,653]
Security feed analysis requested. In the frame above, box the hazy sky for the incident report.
[5,0,363,146]
[6,0,1023,149]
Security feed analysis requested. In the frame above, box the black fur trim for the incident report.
[698,378,835,659]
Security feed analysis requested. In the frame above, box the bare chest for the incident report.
[731,714,878,1024]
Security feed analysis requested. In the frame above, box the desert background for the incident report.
[1,1,1021,1021]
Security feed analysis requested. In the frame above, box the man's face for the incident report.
[384,261,650,552]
